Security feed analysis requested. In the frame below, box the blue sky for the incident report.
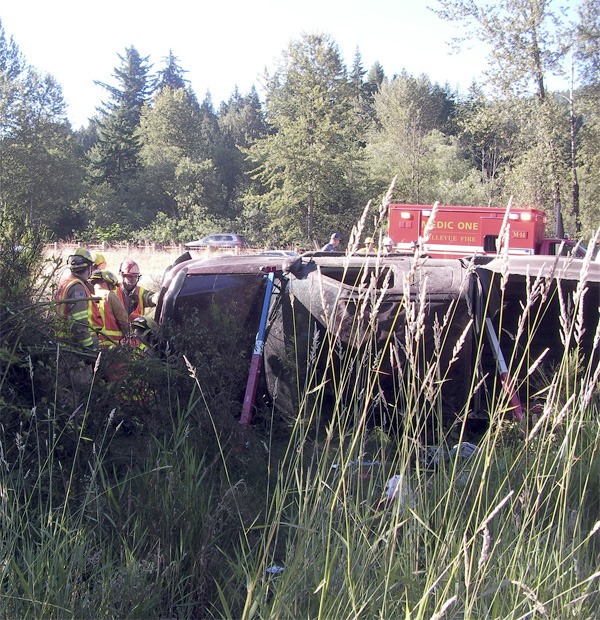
[1,0,485,128]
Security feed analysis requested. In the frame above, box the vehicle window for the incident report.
[483,235,498,252]
[559,243,573,257]
[551,241,581,257]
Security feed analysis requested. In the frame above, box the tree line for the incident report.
[1,0,599,249]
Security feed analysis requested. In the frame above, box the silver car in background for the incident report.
[185,233,249,250]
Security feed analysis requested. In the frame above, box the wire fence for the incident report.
[45,241,307,255]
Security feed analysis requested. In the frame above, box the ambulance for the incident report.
[388,203,586,259]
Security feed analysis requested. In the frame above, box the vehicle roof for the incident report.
[389,203,546,214]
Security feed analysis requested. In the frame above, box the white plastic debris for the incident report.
[384,474,415,512]
[449,442,479,459]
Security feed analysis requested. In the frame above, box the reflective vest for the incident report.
[116,285,147,320]
[95,297,124,347]
[55,274,101,349]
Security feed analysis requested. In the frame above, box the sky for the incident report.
[0,0,487,129]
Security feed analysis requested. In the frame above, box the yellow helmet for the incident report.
[131,316,158,340]
[94,252,106,269]
[89,269,118,288]
[67,248,94,272]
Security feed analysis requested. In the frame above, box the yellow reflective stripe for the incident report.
[98,303,122,341]
[72,310,88,321]
[103,329,122,338]
[55,275,97,349]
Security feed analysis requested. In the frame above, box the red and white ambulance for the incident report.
[388,203,586,259]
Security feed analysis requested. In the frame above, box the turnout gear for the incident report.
[116,285,155,319]
[89,270,129,347]
[54,247,100,406]
[117,259,157,319]
[131,316,157,343]
[55,273,100,350]
[94,298,125,346]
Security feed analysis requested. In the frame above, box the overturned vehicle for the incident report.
[155,250,600,426]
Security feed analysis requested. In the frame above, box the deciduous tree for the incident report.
[367,72,458,203]
[0,20,84,238]
[434,0,574,235]
[137,85,225,234]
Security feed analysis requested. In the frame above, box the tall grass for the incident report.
[223,237,600,619]
[1,212,599,617]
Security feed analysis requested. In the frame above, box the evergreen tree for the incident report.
[197,92,222,159]
[349,48,367,95]
[348,47,376,128]
[155,49,189,93]
[218,87,268,217]
[365,61,385,99]
[88,47,152,188]
[246,33,366,245]
[219,87,267,150]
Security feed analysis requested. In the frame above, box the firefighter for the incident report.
[321,232,342,251]
[54,248,101,397]
[129,315,158,354]
[382,236,395,255]
[357,236,376,253]
[116,260,157,320]
[93,252,107,270]
[89,269,130,347]
[55,248,100,352]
